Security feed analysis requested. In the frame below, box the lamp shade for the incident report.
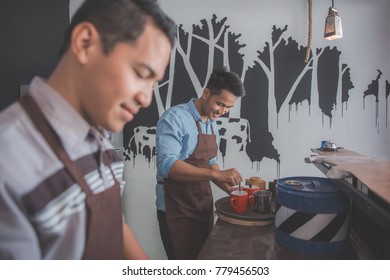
[324,7,343,40]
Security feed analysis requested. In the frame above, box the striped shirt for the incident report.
[0,77,125,259]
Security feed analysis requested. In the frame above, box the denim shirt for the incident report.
[155,98,219,211]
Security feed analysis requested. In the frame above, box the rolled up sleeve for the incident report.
[156,111,185,180]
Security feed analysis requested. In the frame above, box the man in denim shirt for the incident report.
[155,68,245,259]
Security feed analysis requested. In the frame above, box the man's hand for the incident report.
[213,168,242,186]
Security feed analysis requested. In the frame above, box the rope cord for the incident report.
[304,0,312,64]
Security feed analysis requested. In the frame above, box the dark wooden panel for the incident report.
[0,0,69,111]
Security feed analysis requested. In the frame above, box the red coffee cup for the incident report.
[243,186,260,207]
[229,190,248,214]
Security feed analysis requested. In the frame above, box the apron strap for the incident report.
[20,94,93,197]
[195,121,202,134]
[195,120,215,135]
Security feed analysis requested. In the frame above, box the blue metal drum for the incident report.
[275,176,351,256]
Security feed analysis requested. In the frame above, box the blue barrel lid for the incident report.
[276,176,350,213]
[277,176,339,193]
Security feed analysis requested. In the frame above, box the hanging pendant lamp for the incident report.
[324,0,343,40]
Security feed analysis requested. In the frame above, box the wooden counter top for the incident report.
[306,148,390,205]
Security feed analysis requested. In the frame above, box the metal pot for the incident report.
[322,141,337,151]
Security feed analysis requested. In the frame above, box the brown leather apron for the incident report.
[164,120,217,259]
[20,95,124,260]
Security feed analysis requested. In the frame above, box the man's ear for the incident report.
[203,88,210,99]
[70,22,99,64]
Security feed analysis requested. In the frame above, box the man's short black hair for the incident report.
[206,67,246,98]
[60,0,176,55]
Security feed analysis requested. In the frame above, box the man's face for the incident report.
[202,89,238,121]
[80,21,172,132]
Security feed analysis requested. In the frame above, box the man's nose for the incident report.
[140,90,153,108]
[136,84,154,108]
[222,107,229,115]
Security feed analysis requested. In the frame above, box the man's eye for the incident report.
[135,70,145,79]
[134,69,150,79]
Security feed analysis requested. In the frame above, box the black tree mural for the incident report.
[122,14,384,175]
[363,70,384,133]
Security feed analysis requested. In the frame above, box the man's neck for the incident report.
[194,98,208,122]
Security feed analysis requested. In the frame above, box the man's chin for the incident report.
[103,121,126,134]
